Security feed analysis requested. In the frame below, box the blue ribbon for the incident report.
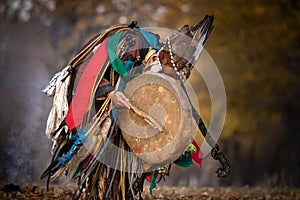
[57,128,88,166]
[140,28,160,50]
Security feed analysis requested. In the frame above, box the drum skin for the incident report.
[118,70,192,165]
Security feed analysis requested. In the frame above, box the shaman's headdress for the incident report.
[159,15,214,81]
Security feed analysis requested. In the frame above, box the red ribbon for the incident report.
[66,38,108,130]
[191,139,203,166]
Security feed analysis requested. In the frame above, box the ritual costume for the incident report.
[41,16,230,200]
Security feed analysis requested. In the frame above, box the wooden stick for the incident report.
[128,102,164,133]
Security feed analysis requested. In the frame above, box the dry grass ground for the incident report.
[1,183,299,199]
[145,186,300,200]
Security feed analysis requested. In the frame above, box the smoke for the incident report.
[5,126,37,183]
[3,66,51,183]
[0,22,53,184]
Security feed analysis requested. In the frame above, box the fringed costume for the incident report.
[41,17,230,200]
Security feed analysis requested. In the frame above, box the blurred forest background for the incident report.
[0,0,299,188]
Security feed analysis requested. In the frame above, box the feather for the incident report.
[190,15,214,63]
[167,15,214,79]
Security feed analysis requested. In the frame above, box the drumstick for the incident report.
[127,102,164,133]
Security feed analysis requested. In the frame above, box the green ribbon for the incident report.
[106,31,128,75]
[187,143,197,153]
[173,144,196,167]
[174,152,193,167]
[149,168,157,195]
